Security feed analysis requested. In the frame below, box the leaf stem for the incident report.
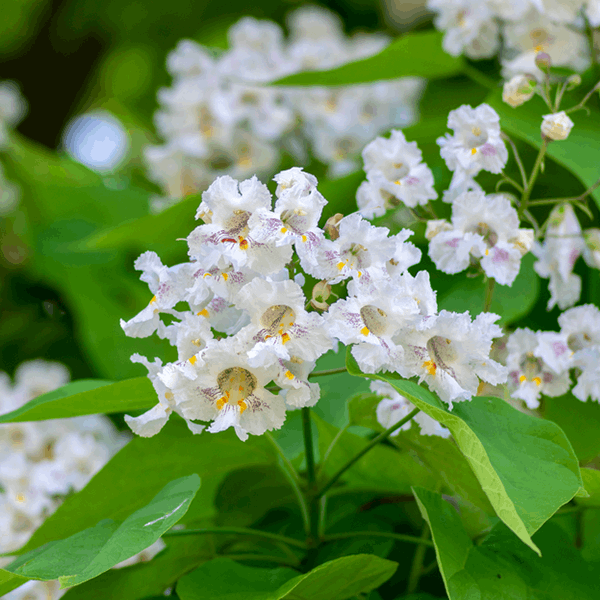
[265,432,310,534]
[308,367,348,379]
[322,530,434,547]
[316,408,420,499]
[483,277,496,312]
[406,520,431,594]
[163,526,307,549]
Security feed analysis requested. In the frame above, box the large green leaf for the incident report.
[0,377,154,423]
[177,554,398,600]
[413,487,599,599]
[0,570,28,596]
[272,31,463,87]
[5,475,200,588]
[15,418,276,556]
[315,413,438,495]
[347,349,584,554]
[61,535,213,600]
[486,89,600,208]
[543,393,600,462]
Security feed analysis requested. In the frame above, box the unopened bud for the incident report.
[325,213,344,240]
[311,280,332,311]
[502,74,536,108]
[583,228,600,269]
[566,74,582,90]
[541,111,574,141]
[535,52,552,71]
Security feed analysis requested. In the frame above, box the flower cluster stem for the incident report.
[519,140,548,219]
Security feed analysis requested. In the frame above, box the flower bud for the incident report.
[566,74,582,90]
[583,228,600,269]
[324,213,344,240]
[502,75,536,108]
[541,111,574,141]
[310,280,332,311]
[535,52,552,71]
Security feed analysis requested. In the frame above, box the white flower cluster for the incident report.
[0,361,129,599]
[122,166,508,441]
[0,80,27,215]
[427,0,596,79]
[144,6,424,212]
[506,304,600,407]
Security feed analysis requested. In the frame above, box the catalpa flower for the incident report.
[357,130,437,214]
[166,336,287,441]
[506,328,570,409]
[187,175,292,275]
[438,104,508,174]
[428,191,534,285]
[234,278,333,366]
[399,310,507,406]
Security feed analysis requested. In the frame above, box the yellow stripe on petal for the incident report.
[519,375,527,383]
[361,326,370,336]
[189,355,197,365]
[285,370,294,380]
[198,308,209,318]
[533,376,542,386]
[216,397,226,410]
[238,400,248,413]
[281,332,291,344]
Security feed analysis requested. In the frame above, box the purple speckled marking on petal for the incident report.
[229,271,245,283]
[201,386,221,401]
[509,370,520,386]
[480,143,497,156]
[569,248,580,268]
[208,296,227,313]
[446,237,461,248]
[391,402,402,410]
[405,176,420,185]
[492,248,510,263]
[543,372,553,383]
[552,341,568,356]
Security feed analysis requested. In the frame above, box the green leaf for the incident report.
[84,194,200,251]
[413,487,599,599]
[15,418,276,556]
[60,534,213,600]
[486,89,600,208]
[0,570,29,597]
[272,31,463,87]
[576,469,600,508]
[5,474,200,588]
[347,348,584,554]
[0,378,154,423]
[434,253,540,326]
[315,413,438,494]
[347,392,383,429]
[542,392,600,462]
[177,554,398,600]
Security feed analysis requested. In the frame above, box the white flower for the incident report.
[586,0,600,26]
[441,165,483,204]
[572,347,600,402]
[276,357,321,409]
[158,311,214,362]
[234,278,333,366]
[188,175,293,275]
[326,271,421,375]
[120,252,194,338]
[438,104,508,174]
[582,228,600,269]
[169,337,287,441]
[541,111,574,141]
[428,0,500,59]
[428,191,533,285]
[558,304,600,351]
[502,75,536,108]
[124,354,203,438]
[398,311,507,407]
[0,80,27,148]
[359,130,437,211]
[532,203,585,310]
[314,214,397,283]
[371,381,450,438]
[506,328,570,409]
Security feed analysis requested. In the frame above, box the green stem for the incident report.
[483,277,496,312]
[565,79,600,114]
[316,408,420,499]
[421,559,439,577]
[302,408,321,564]
[499,172,524,193]
[308,367,347,379]
[220,553,301,568]
[265,432,310,534]
[323,531,434,547]
[164,526,307,549]
[501,133,528,189]
[318,424,349,477]
[406,520,431,594]
[519,140,548,218]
